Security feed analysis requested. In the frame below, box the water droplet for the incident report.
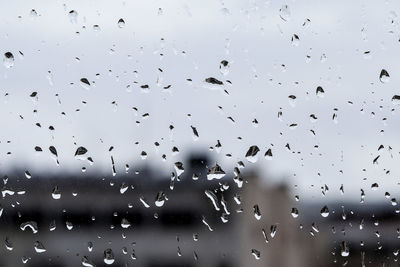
[279,5,291,21]
[30,9,38,17]
[253,205,261,220]
[320,205,329,217]
[68,10,78,23]
[81,256,95,267]
[392,95,400,105]
[80,78,90,90]
[270,224,277,238]
[5,237,13,251]
[245,145,260,163]
[205,190,220,211]
[75,146,88,160]
[174,162,185,176]
[65,221,73,230]
[191,126,199,141]
[139,196,150,208]
[205,77,223,85]
[291,34,300,46]
[251,249,261,260]
[87,242,93,252]
[340,241,349,257]
[264,148,273,160]
[49,220,56,231]
[118,18,125,28]
[379,69,390,83]
[52,186,61,199]
[3,52,14,68]
[34,241,46,253]
[20,221,38,234]
[207,164,226,180]
[316,86,325,97]
[24,170,32,179]
[291,207,299,218]
[103,248,115,264]
[155,191,167,207]
[121,218,131,228]
[219,60,230,75]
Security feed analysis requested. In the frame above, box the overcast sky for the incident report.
[1,0,400,203]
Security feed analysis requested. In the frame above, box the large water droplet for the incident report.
[207,164,226,180]
[20,221,38,234]
[103,248,115,264]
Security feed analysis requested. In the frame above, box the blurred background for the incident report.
[1,0,400,266]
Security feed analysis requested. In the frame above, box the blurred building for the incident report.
[0,154,327,267]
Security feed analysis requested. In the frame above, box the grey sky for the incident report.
[1,0,400,203]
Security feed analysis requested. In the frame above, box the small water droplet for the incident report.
[320,205,329,217]
[52,186,61,199]
[379,69,390,83]
[34,241,46,253]
[251,249,261,260]
[118,18,125,28]
[253,205,261,220]
[3,52,14,68]
[279,5,291,21]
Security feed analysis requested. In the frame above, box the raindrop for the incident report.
[20,221,38,234]
[291,34,300,46]
[219,60,230,75]
[118,18,125,28]
[264,148,273,160]
[253,205,261,220]
[68,10,78,23]
[191,126,199,141]
[81,256,95,267]
[139,196,150,208]
[75,146,88,158]
[340,241,349,257]
[174,162,185,176]
[379,69,390,83]
[207,164,226,180]
[316,86,325,97]
[80,78,90,90]
[205,190,220,211]
[155,191,167,207]
[392,95,400,105]
[270,225,277,238]
[245,145,260,163]
[205,77,223,85]
[3,52,14,68]
[49,146,58,157]
[52,186,61,199]
[24,171,32,179]
[121,218,131,228]
[291,207,299,218]
[103,248,115,264]
[34,241,46,253]
[251,249,261,260]
[320,205,329,217]
[66,221,73,230]
[279,5,291,21]
[4,237,13,251]
[371,183,379,190]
